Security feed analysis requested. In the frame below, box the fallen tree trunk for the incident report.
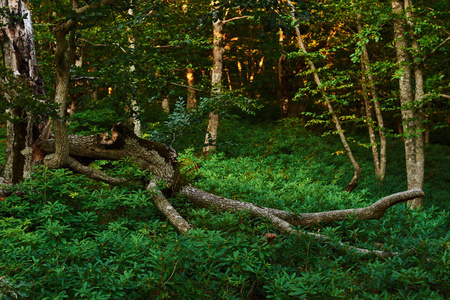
[40,123,424,257]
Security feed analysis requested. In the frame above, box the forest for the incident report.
[0,0,449,298]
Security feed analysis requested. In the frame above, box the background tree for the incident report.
[0,0,45,183]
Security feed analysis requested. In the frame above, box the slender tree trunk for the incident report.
[286,0,362,191]
[278,30,289,118]
[392,0,424,208]
[355,7,387,181]
[360,63,381,176]
[128,2,141,137]
[203,17,223,155]
[0,0,45,183]
[186,67,197,112]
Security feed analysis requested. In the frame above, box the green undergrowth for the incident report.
[1,118,449,299]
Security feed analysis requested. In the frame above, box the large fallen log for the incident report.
[40,123,425,257]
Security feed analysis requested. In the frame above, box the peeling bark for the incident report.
[1,0,45,183]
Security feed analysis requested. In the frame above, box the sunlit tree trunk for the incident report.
[286,0,362,192]
[278,30,289,118]
[186,67,197,112]
[391,0,424,208]
[0,0,45,183]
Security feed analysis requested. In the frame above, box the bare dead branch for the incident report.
[72,0,114,14]
[423,35,450,62]
[147,180,193,234]
[67,156,126,186]
[70,76,99,81]
[170,82,205,92]
[180,185,424,226]
[222,15,251,24]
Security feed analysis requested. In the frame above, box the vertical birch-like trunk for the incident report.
[203,16,223,155]
[391,0,423,208]
[285,0,362,192]
[355,7,387,181]
[1,0,45,183]
[128,2,141,137]
[186,67,197,112]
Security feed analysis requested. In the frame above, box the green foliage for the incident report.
[1,121,449,298]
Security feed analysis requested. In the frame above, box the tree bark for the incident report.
[392,0,424,208]
[404,0,424,208]
[1,0,45,183]
[41,123,188,189]
[162,95,170,114]
[285,0,362,192]
[128,2,141,137]
[44,20,77,169]
[203,16,223,155]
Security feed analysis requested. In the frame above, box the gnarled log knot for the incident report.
[40,122,188,190]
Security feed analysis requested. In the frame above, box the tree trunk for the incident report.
[392,0,424,208]
[203,17,223,155]
[44,20,77,169]
[128,2,141,137]
[405,0,424,208]
[355,7,387,181]
[186,67,197,112]
[278,30,290,118]
[0,0,45,183]
[162,95,170,114]
[286,0,362,192]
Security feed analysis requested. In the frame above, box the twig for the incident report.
[169,82,204,92]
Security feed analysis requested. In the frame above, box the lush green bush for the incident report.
[1,119,449,299]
